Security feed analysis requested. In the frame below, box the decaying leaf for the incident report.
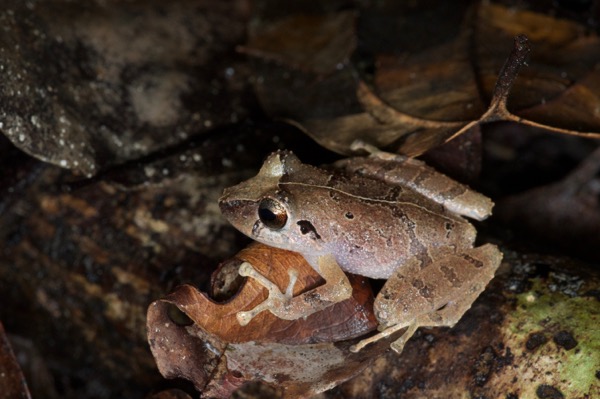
[247,1,600,157]
[474,3,600,131]
[497,145,600,260]
[0,322,32,399]
[147,242,396,398]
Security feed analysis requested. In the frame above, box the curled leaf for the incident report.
[147,243,391,398]
[160,242,377,345]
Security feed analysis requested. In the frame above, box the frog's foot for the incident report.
[236,262,298,326]
[349,320,417,353]
[389,323,419,353]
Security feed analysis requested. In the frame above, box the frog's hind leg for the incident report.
[400,244,502,352]
[351,281,491,354]
[352,244,502,354]
[349,319,417,353]
[349,299,472,354]
[382,274,493,354]
[350,292,483,354]
[387,288,484,353]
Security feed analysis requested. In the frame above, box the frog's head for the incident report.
[219,150,325,253]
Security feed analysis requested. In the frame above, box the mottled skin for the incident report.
[219,150,502,353]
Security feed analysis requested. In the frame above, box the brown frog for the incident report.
[219,149,502,353]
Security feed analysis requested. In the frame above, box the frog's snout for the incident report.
[218,187,238,211]
[217,192,238,217]
[218,193,254,220]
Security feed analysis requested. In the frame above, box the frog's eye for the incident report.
[258,198,288,230]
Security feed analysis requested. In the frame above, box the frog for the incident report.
[219,147,503,353]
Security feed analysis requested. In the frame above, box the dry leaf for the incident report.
[497,145,600,260]
[158,242,377,345]
[147,242,394,398]
[246,2,600,158]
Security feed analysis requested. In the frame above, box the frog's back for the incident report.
[283,166,446,213]
[282,170,477,279]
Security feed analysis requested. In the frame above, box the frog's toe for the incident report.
[390,322,419,354]
[236,310,253,326]
[236,294,280,326]
[390,337,407,353]
[238,262,255,277]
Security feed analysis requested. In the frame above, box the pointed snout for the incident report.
[218,188,260,234]
[218,188,245,218]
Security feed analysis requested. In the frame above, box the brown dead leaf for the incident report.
[497,145,600,260]
[157,242,377,345]
[246,2,600,158]
[147,242,389,398]
[472,3,600,134]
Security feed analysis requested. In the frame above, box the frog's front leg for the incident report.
[236,254,352,326]
[236,262,299,326]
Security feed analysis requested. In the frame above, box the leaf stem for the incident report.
[488,35,531,116]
